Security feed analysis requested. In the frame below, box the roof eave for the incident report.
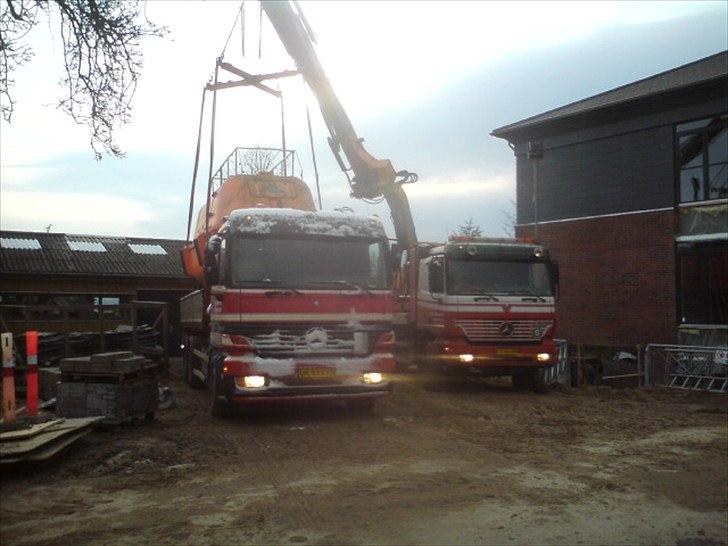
[490,73,728,141]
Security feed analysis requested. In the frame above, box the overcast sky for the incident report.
[1,1,726,241]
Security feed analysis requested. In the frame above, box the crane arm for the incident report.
[261,0,417,249]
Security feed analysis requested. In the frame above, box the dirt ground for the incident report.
[1,367,726,546]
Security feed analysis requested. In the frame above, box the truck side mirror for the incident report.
[388,246,402,272]
[428,257,444,295]
[205,235,222,285]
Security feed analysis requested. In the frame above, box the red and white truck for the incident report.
[397,236,559,391]
[180,173,395,417]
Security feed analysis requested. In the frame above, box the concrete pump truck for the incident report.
[180,2,559,418]
[263,1,560,392]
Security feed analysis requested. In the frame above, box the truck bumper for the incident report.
[221,353,395,404]
[229,384,392,404]
[429,340,557,370]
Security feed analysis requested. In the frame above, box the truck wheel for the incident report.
[209,355,234,418]
[183,337,205,389]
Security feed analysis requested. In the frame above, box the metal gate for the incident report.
[645,344,728,393]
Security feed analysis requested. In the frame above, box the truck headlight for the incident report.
[235,375,266,388]
[362,372,383,384]
[537,353,551,362]
[459,354,475,363]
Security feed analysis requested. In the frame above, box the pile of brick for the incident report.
[56,351,158,424]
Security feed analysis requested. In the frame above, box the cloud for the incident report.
[0,164,55,186]
[407,173,512,200]
[0,191,154,236]
[0,1,723,243]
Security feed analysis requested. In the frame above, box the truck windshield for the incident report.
[447,259,553,296]
[229,238,389,289]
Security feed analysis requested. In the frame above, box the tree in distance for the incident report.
[241,146,279,175]
[454,217,483,238]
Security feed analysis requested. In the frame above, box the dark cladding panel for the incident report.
[516,124,675,224]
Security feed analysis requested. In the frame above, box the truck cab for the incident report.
[399,236,559,391]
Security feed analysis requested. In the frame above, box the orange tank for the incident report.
[182,172,316,284]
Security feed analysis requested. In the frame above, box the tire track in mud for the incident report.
[1,372,725,545]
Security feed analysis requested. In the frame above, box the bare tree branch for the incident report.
[500,198,517,238]
[0,0,167,158]
[242,146,277,174]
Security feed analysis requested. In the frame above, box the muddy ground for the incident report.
[1,368,726,546]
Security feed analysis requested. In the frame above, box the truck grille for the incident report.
[239,326,379,357]
[456,319,553,343]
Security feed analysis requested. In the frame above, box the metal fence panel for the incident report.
[543,339,569,386]
[645,344,728,393]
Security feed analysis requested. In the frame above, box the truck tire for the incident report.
[209,353,234,418]
[183,336,205,389]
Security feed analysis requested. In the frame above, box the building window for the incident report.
[678,241,728,325]
[677,115,728,203]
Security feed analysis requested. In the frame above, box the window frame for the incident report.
[675,115,728,204]
[676,240,728,326]
[224,234,391,290]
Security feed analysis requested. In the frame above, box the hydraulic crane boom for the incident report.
[261,0,418,249]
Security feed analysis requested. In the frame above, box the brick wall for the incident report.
[517,209,677,347]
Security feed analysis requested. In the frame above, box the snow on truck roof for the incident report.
[225,208,387,239]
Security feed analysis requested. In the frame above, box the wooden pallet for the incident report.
[60,365,156,385]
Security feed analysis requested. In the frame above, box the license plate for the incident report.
[296,367,336,380]
[495,349,522,357]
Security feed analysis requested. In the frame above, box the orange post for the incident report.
[26,331,39,418]
[2,333,16,425]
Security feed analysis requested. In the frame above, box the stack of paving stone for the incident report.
[57,351,158,424]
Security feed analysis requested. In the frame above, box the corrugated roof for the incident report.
[492,51,728,138]
[0,230,189,279]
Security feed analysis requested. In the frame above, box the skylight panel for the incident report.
[0,237,42,250]
[128,243,167,255]
[67,240,106,252]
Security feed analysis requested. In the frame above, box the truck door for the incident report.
[417,256,444,331]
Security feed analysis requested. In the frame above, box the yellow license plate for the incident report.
[296,367,336,379]
[495,349,522,357]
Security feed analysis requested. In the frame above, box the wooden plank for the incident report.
[0,430,91,464]
[90,351,134,363]
[0,417,101,457]
[0,419,65,442]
